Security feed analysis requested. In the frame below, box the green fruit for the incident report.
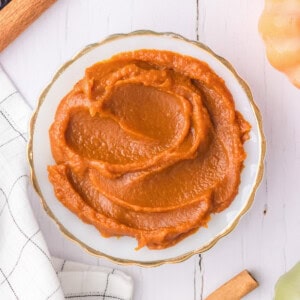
[275,262,300,300]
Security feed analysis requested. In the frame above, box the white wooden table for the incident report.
[1,1,300,299]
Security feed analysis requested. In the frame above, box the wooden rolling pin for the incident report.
[205,270,258,300]
[0,0,57,52]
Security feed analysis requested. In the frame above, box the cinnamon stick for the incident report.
[205,270,258,300]
[0,0,57,52]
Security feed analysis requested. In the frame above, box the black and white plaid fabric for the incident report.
[0,66,133,300]
[52,258,133,300]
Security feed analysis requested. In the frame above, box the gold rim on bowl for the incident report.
[27,30,266,267]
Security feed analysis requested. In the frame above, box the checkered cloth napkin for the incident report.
[0,65,133,300]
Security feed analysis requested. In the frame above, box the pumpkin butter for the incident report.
[48,50,251,250]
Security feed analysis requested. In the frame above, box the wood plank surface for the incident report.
[1,1,299,299]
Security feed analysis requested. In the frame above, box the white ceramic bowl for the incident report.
[28,31,265,267]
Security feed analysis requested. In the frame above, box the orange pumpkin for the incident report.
[259,0,300,88]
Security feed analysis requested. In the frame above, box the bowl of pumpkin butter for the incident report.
[28,31,265,266]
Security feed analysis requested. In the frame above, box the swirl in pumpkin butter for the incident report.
[48,50,251,250]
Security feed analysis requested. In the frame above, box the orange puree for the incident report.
[48,50,251,250]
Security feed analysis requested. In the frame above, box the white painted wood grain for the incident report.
[198,1,300,299]
[1,0,300,299]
